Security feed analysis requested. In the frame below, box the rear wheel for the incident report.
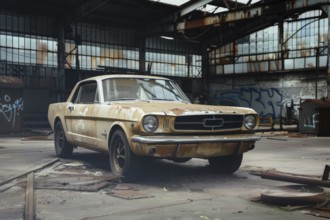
[208,154,243,174]
[109,130,140,178]
[54,121,73,158]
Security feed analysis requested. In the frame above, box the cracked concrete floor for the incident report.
[1,134,330,220]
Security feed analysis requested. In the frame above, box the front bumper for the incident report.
[130,133,261,158]
[131,133,261,144]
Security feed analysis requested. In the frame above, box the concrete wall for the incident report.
[0,63,59,129]
[208,73,328,121]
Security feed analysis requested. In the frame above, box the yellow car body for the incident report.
[48,74,260,177]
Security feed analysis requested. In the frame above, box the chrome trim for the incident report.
[131,134,261,144]
[203,116,224,128]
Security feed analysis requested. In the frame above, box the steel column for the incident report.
[57,26,66,102]
[321,5,330,98]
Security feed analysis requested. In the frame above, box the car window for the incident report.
[74,82,98,104]
[102,78,190,103]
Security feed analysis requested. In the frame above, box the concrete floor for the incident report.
[0,132,330,220]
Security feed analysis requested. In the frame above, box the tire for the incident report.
[109,130,140,178]
[54,121,73,158]
[208,154,243,174]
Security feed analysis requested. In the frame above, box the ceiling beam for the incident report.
[180,0,213,16]
[145,0,215,36]
[176,0,330,31]
[204,15,279,48]
[65,0,110,25]
[210,0,245,9]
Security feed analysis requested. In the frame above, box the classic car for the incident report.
[48,74,260,178]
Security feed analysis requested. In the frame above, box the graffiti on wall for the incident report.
[214,87,283,119]
[303,113,319,129]
[0,95,24,127]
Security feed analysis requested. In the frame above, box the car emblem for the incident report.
[203,116,224,128]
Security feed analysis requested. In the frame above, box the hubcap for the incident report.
[59,130,64,147]
[113,137,126,172]
[56,127,64,150]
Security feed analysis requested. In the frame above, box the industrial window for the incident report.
[145,52,201,78]
[0,12,201,79]
[0,12,57,68]
[0,34,57,67]
[209,10,328,75]
[283,10,328,70]
[65,24,140,71]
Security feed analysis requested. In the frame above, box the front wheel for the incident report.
[208,154,243,174]
[109,130,140,178]
[54,121,73,158]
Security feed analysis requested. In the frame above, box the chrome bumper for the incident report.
[131,134,261,144]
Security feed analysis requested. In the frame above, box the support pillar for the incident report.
[201,43,210,103]
[278,21,285,71]
[327,6,330,99]
[139,35,146,74]
[57,25,66,102]
[322,5,330,98]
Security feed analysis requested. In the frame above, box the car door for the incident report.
[65,80,100,147]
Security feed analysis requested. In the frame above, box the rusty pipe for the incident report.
[261,171,330,188]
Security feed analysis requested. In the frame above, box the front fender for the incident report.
[105,121,135,150]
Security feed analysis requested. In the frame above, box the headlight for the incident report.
[244,115,257,130]
[142,115,158,132]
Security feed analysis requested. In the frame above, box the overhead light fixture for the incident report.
[160,36,174,40]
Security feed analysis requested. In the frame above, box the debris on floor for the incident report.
[35,175,117,192]
[107,183,154,200]
[310,200,330,218]
[260,185,326,206]
[253,166,330,218]
[258,168,330,188]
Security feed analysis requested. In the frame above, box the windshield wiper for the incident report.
[151,98,189,104]
[109,98,137,101]
[151,98,174,101]
[107,98,150,103]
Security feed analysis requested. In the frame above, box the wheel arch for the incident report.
[107,123,140,178]
[107,123,131,149]
[54,117,62,128]
[53,117,70,142]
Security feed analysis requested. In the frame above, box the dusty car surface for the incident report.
[48,74,260,178]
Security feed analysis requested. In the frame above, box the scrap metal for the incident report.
[24,173,34,220]
[260,170,330,188]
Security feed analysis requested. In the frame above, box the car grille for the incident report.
[174,114,243,131]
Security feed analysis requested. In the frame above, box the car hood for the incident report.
[109,101,257,117]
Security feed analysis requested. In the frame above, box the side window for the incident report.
[103,79,117,101]
[74,82,98,104]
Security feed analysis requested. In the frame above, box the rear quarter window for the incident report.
[72,81,98,104]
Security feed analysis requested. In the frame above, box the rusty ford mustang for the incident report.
[48,74,260,178]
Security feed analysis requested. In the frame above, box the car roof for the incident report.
[81,74,169,82]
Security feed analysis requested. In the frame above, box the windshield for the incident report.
[102,78,190,103]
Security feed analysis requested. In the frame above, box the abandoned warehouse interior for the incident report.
[1,0,330,134]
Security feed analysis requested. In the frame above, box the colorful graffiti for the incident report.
[214,87,283,119]
[0,94,24,127]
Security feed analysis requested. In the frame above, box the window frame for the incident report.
[72,81,99,104]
